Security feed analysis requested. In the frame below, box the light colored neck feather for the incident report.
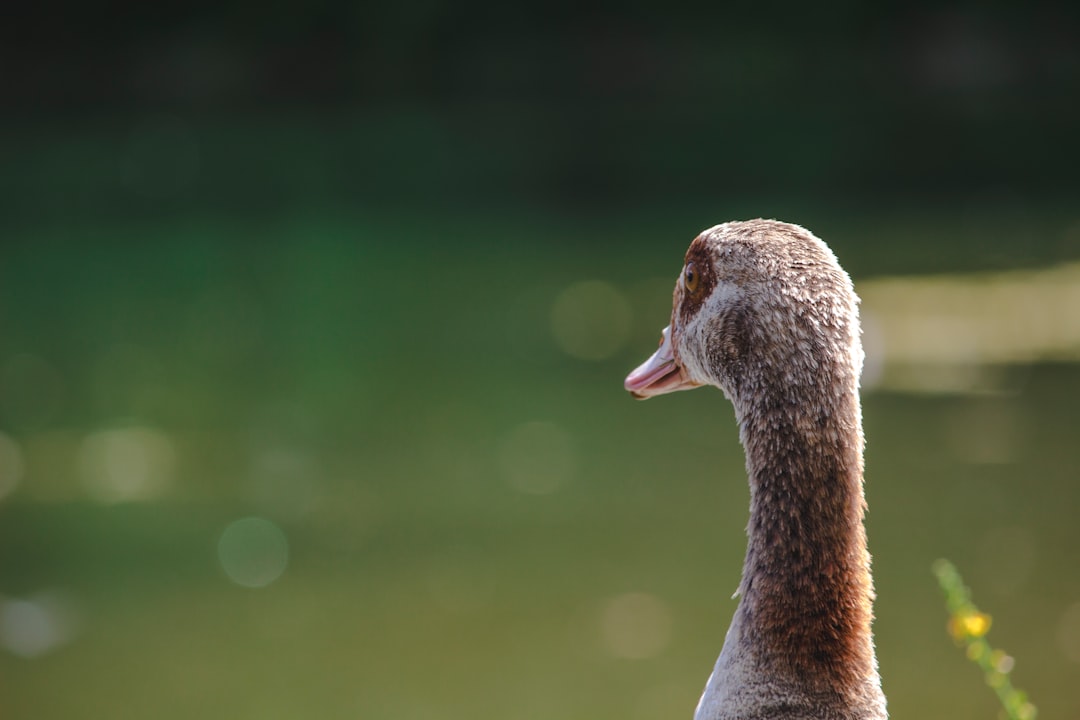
[695,382,887,720]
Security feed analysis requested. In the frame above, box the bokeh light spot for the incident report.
[79,426,175,503]
[218,517,289,588]
[600,592,672,660]
[249,447,320,521]
[550,280,633,361]
[0,593,79,658]
[498,421,575,495]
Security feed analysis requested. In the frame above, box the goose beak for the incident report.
[624,326,701,399]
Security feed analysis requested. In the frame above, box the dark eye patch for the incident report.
[677,235,718,329]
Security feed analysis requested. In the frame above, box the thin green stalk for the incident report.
[932,559,1037,720]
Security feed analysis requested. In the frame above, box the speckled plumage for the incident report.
[626,220,887,720]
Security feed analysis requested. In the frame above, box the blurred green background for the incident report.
[2,2,1080,719]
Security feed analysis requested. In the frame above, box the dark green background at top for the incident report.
[2,2,1080,719]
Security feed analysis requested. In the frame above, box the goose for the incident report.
[624,220,887,720]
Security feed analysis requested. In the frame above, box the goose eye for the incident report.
[684,262,700,294]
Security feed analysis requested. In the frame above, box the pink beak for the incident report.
[624,326,702,399]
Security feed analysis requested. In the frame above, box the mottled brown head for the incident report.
[626,219,863,416]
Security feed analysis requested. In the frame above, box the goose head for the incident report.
[624,220,884,718]
[625,219,862,415]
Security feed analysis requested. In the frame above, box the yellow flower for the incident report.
[949,611,992,640]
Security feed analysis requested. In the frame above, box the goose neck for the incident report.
[734,396,878,691]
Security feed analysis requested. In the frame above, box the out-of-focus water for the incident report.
[1,209,1078,719]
